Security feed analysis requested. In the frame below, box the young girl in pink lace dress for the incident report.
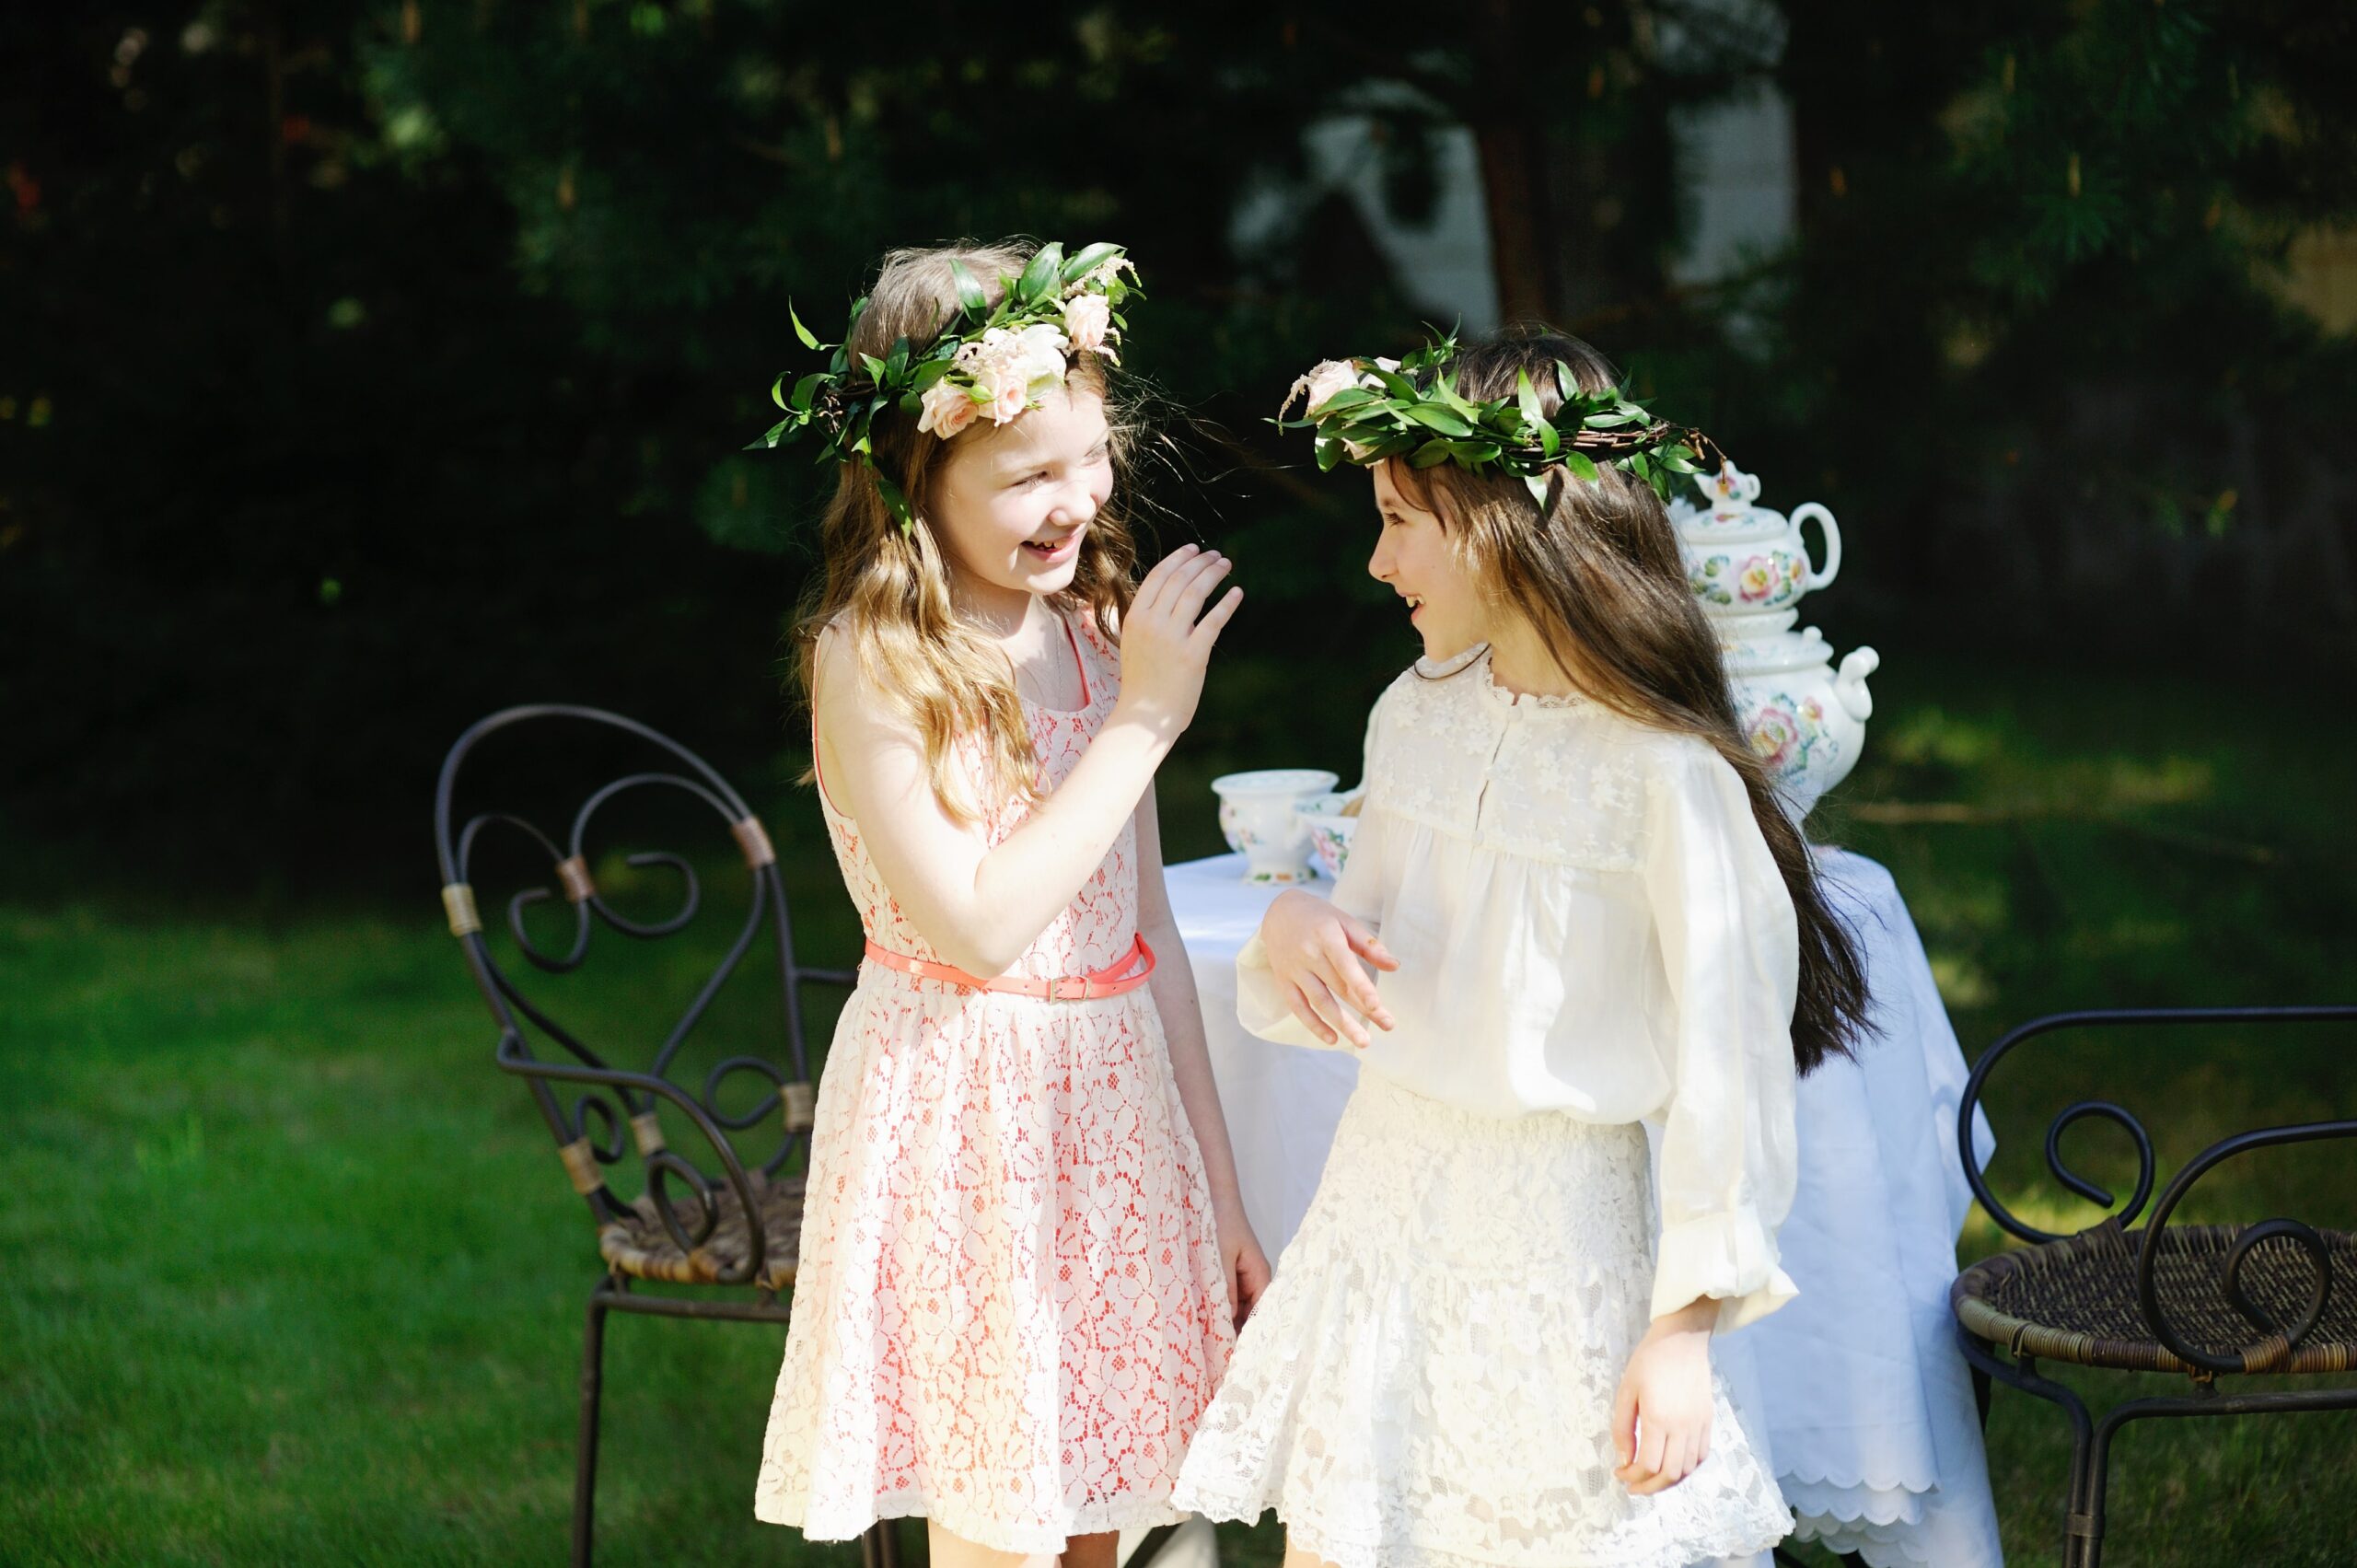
[752,241,1267,1568]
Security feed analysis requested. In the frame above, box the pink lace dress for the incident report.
[755,610,1235,1551]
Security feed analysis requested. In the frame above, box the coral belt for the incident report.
[862,933,1156,1002]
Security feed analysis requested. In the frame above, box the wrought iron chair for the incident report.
[1950,1005,2357,1568]
[433,703,896,1568]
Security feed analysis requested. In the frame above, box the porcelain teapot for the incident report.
[1674,463,1842,616]
[1718,619,1879,816]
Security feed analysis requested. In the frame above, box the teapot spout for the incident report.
[1834,646,1880,722]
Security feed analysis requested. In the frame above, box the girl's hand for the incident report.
[1261,889,1399,1049]
[1609,1298,1718,1494]
[1217,1200,1272,1330]
[1111,545,1242,738]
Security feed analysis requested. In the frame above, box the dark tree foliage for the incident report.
[5,1,2354,893]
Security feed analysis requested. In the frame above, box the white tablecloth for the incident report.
[1167,848,2004,1568]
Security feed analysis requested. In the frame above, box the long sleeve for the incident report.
[1641,741,1803,1334]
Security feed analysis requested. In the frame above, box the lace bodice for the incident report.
[815,610,1138,982]
[1237,645,1804,1333]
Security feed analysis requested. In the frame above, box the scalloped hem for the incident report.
[755,1485,1188,1553]
[1178,1490,1791,1568]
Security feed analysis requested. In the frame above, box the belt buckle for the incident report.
[1043,976,1069,1003]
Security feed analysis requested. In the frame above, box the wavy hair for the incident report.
[790,242,1140,822]
[1389,328,1870,1074]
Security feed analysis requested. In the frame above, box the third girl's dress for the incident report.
[1173,645,1799,1568]
[756,610,1235,1551]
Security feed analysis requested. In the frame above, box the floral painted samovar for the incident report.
[1671,463,1876,816]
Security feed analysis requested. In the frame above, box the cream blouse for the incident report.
[1235,645,1803,1332]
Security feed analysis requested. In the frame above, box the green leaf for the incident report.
[1367,366,1422,401]
[1061,241,1120,284]
[1537,418,1561,458]
[770,373,790,411]
[747,417,789,450]
[1515,367,1545,430]
[909,358,953,393]
[859,353,888,383]
[1562,450,1601,483]
[887,336,911,378]
[875,470,914,530]
[1401,404,1476,437]
[1525,473,1552,507]
[1409,443,1456,469]
[789,301,820,352]
[1316,436,1346,472]
[1660,445,1701,473]
[1016,243,1062,305]
[1312,387,1379,415]
[947,261,988,318]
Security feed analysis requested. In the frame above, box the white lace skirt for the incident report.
[1172,1071,1793,1568]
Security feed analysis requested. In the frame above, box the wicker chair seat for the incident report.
[1954,1218,2357,1376]
[597,1170,806,1293]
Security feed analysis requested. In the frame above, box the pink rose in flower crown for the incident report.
[917,377,978,440]
[1061,293,1118,362]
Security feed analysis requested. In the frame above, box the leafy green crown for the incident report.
[747,240,1138,529]
[1277,334,1716,508]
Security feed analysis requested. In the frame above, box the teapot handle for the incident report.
[1790,503,1842,591]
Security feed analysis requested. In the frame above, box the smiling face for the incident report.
[1368,459,1492,660]
[925,379,1114,607]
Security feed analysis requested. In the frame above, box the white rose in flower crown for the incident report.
[1294,359,1364,416]
[917,377,978,440]
[1062,293,1116,362]
[1013,322,1073,391]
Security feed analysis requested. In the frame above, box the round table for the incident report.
[1167,848,2005,1568]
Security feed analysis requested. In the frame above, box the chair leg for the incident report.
[860,1520,900,1568]
[1971,1364,1993,1431]
[574,1285,612,1568]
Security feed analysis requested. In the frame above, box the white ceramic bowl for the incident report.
[1212,769,1339,885]
[1295,790,1364,880]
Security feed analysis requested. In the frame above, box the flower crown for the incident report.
[1278,334,1717,509]
[748,240,1138,528]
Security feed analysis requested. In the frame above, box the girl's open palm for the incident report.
[1115,544,1241,736]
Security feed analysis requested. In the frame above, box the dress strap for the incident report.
[861,933,1155,1001]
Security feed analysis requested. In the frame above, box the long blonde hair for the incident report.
[791,242,1140,821]
[1389,330,1869,1074]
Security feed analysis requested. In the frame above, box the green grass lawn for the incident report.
[5,656,2354,1566]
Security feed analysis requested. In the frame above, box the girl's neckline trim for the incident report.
[1453,645,1591,712]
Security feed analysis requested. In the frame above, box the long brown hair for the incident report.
[1390,329,1868,1074]
[790,242,1139,822]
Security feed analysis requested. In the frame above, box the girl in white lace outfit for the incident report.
[1170,331,1871,1568]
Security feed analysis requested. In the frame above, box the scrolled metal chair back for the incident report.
[434,704,832,1286]
[1960,1005,2357,1376]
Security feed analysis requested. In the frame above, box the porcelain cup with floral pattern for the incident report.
[1213,769,1339,884]
[1295,789,1364,880]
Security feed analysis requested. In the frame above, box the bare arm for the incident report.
[1132,780,1270,1326]
[815,545,1240,979]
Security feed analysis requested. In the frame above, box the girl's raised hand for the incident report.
[1260,889,1399,1049]
[1112,544,1242,738]
[1608,1301,1717,1495]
